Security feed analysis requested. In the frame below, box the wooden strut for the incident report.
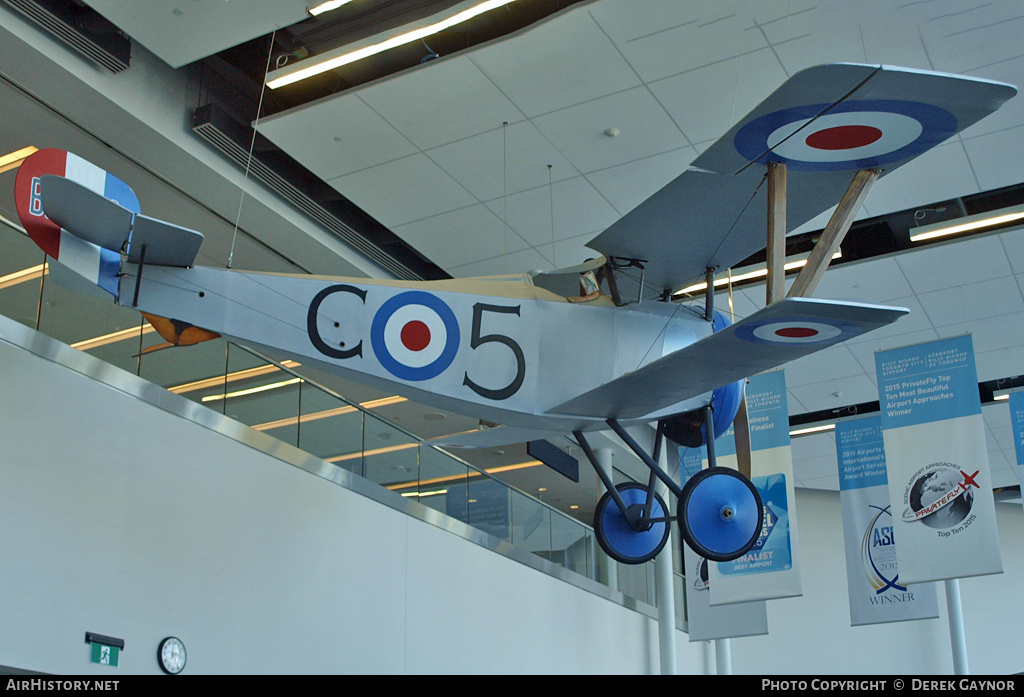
[788,168,880,299]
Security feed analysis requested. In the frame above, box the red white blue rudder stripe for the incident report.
[14,149,139,296]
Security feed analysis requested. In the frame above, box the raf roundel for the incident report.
[734,99,958,171]
[736,318,854,346]
[371,291,460,381]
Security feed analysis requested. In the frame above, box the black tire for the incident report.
[593,482,671,565]
[677,467,764,562]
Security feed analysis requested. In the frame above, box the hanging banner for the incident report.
[836,416,939,625]
[679,448,769,641]
[1010,392,1024,508]
[875,335,1002,584]
[700,371,803,605]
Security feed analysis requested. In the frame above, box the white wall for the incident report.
[0,328,679,675]
[1,325,1022,675]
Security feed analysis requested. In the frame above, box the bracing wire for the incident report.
[228,30,277,269]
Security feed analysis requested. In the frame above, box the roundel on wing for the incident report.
[735,317,856,346]
[733,99,958,171]
[370,291,460,381]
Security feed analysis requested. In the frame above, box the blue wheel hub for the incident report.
[678,467,763,562]
[594,482,670,565]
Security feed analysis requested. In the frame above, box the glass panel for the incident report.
[362,415,418,488]
[511,489,550,558]
[140,337,230,402]
[418,446,469,523]
[616,561,654,606]
[468,475,512,542]
[217,345,300,445]
[551,512,590,577]
[293,383,364,473]
[0,226,45,329]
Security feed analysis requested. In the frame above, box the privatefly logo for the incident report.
[692,557,709,591]
[901,462,979,533]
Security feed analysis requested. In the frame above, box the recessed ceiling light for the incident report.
[268,0,520,89]
[308,0,356,16]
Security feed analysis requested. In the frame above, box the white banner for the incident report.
[679,449,769,641]
[875,335,1002,584]
[680,371,803,605]
[836,416,939,625]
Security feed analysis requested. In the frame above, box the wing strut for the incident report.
[788,168,879,298]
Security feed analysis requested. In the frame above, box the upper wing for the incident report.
[547,297,908,420]
[586,64,1017,296]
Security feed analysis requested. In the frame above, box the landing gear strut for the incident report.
[576,407,763,565]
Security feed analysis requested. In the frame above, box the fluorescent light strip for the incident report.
[789,423,836,437]
[268,0,518,89]
[0,263,47,290]
[0,146,37,175]
[327,442,420,463]
[168,360,301,395]
[676,252,842,296]
[201,377,302,403]
[308,0,356,16]
[909,204,1024,242]
[385,459,543,492]
[253,395,408,431]
[401,489,448,498]
[71,324,155,351]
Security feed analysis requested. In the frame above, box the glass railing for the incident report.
[0,216,684,621]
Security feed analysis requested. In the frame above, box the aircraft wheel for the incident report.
[593,482,670,565]
[677,467,763,562]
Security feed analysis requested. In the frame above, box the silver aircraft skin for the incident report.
[12,63,1017,450]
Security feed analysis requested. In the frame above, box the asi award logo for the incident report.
[860,505,913,600]
[901,462,979,533]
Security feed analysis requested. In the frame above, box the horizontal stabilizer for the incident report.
[549,297,908,419]
[39,175,133,252]
[128,215,204,268]
[37,171,203,268]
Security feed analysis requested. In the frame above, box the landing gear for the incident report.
[593,482,671,564]
[677,466,763,562]
[576,412,763,566]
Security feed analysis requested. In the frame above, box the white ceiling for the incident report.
[11,0,1024,516]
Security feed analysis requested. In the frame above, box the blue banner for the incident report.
[836,417,938,626]
[1010,391,1024,510]
[875,335,1002,584]
[680,370,804,605]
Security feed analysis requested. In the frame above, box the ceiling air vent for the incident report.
[2,0,130,73]
[193,102,445,282]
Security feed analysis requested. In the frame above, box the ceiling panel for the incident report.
[392,204,528,268]
[482,175,620,249]
[327,153,476,227]
[84,0,311,68]
[467,9,641,118]
[896,236,1014,295]
[257,94,418,180]
[358,56,526,150]
[425,121,579,202]
[531,87,689,174]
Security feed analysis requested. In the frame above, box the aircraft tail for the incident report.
[13,149,203,299]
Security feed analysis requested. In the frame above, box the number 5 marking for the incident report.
[463,303,525,401]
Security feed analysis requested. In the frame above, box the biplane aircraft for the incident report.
[13,63,1015,565]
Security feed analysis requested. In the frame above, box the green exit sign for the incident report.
[90,642,120,667]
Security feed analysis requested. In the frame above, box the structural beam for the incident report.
[788,169,879,299]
